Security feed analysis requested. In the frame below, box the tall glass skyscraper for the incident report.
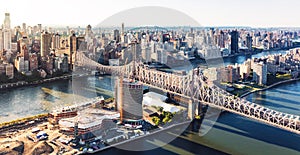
[230,30,239,54]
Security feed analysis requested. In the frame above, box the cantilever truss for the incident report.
[76,51,300,135]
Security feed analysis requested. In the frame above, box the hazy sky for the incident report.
[1,0,300,27]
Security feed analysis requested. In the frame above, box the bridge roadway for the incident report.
[75,51,300,135]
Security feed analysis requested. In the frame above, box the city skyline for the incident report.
[0,1,300,154]
[1,0,300,28]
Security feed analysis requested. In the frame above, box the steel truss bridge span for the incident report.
[76,51,300,135]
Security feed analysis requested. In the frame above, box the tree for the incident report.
[162,117,170,124]
[157,106,164,113]
[152,116,160,126]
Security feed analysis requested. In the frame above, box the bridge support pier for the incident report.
[195,102,201,116]
[188,100,204,120]
[197,102,205,115]
[188,99,196,120]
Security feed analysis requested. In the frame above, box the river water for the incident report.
[1,50,300,155]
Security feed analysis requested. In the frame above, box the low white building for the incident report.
[143,92,181,113]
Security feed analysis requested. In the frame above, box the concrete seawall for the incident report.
[82,120,192,154]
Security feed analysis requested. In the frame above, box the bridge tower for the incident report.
[129,39,138,79]
[187,68,204,120]
[187,69,195,120]
[188,100,196,120]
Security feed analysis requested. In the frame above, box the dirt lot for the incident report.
[0,122,78,155]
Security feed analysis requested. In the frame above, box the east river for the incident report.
[0,50,300,155]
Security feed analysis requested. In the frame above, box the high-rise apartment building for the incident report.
[0,29,3,52]
[41,31,51,57]
[14,56,25,72]
[6,63,14,79]
[51,33,60,49]
[22,23,26,34]
[29,53,38,71]
[38,24,42,33]
[69,32,77,70]
[20,43,29,61]
[253,62,267,85]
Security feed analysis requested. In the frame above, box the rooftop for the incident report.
[59,108,119,129]
[122,78,142,85]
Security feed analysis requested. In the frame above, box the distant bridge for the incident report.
[128,26,169,32]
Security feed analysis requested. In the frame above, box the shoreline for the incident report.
[0,113,48,133]
[0,46,296,91]
[0,72,94,91]
[190,46,295,63]
[240,77,300,98]
[0,117,226,155]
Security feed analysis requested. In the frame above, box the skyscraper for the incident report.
[121,23,124,36]
[121,23,125,43]
[230,30,239,54]
[51,33,60,49]
[85,25,92,38]
[29,53,38,71]
[41,31,51,57]
[113,29,120,43]
[20,43,29,61]
[22,23,26,34]
[116,78,143,124]
[76,36,86,51]
[246,34,252,51]
[3,13,10,29]
[37,24,42,33]
[0,29,3,52]
[85,25,93,46]
[219,30,225,48]
[253,62,267,85]
[69,32,77,70]
[3,13,11,50]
